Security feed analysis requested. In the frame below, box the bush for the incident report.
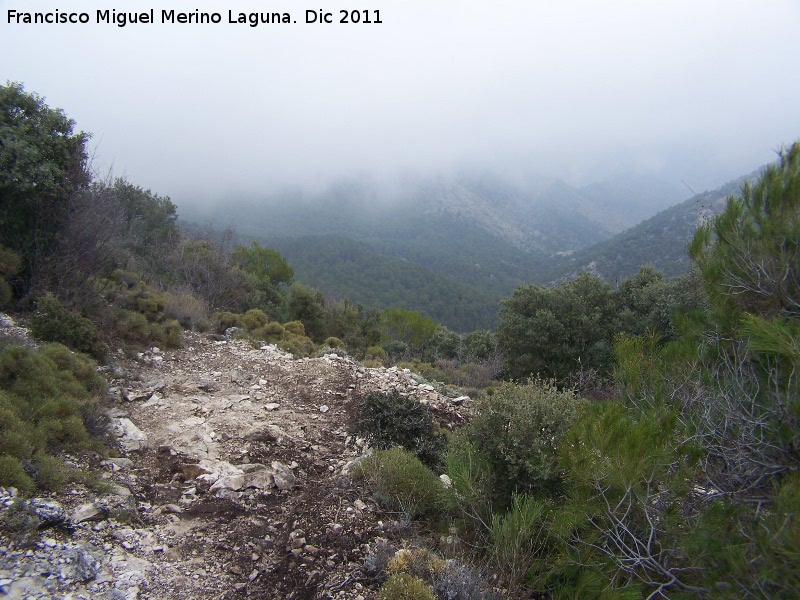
[278,334,316,357]
[433,559,496,600]
[0,343,106,494]
[164,293,208,329]
[0,246,20,307]
[367,345,388,361]
[323,336,344,349]
[379,573,435,600]
[211,311,243,334]
[283,320,305,336]
[490,494,548,595]
[352,448,443,519]
[466,380,584,504]
[351,391,446,470]
[242,308,268,330]
[111,308,150,345]
[153,319,183,348]
[28,294,106,360]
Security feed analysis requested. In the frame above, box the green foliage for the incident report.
[94,178,179,274]
[351,390,446,470]
[0,246,20,306]
[499,267,706,383]
[242,308,268,330]
[366,345,388,361]
[352,448,443,519]
[266,233,505,332]
[232,241,293,318]
[211,311,243,334]
[0,343,105,494]
[690,143,800,321]
[323,336,343,348]
[29,294,106,359]
[466,380,584,504]
[425,327,461,361]
[0,83,91,292]
[287,283,325,341]
[153,318,182,348]
[232,241,293,286]
[255,321,284,339]
[499,272,616,380]
[283,320,305,336]
[490,494,548,595]
[111,309,150,344]
[463,329,498,361]
[379,573,435,600]
[382,308,438,355]
[277,334,316,357]
[324,299,382,357]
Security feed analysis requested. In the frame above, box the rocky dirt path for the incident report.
[0,329,470,600]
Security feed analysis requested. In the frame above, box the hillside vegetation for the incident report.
[2,82,798,599]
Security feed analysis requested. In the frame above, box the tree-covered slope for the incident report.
[265,234,502,331]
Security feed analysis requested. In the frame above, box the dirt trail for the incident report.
[0,328,469,600]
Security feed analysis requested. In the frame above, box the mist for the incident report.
[3,0,799,207]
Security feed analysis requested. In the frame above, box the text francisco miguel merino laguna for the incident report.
[7,8,384,27]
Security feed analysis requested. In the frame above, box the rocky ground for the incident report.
[0,323,473,600]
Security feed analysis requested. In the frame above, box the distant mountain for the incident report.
[542,169,763,284]
[179,166,761,331]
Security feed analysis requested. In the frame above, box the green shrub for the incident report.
[379,573,435,600]
[0,246,20,307]
[242,308,268,330]
[351,391,446,470]
[264,321,284,336]
[112,308,151,345]
[211,311,243,334]
[352,448,443,519]
[367,345,388,361]
[0,343,106,494]
[283,320,305,336]
[0,454,35,495]
[278,334,316,357]
[153,319,183,348]
[252,321,285,342]
[323,336,344,348]
[29,294,106,360]
[490,494,548,595]
[466,380,584,504]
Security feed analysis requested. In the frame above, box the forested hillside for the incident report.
[267,234,502,331]
[178,168,761,330]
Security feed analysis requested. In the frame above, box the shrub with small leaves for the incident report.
[242,308,268,330]
[466,379,584,504]
[0,343,106,494]
[29,294,106,360]
[379,573,435,600]
[352,448,443,519]
[352,390,446,470]
[324,336,344,348]
[153,319,183,348]
[283,320,305,336]
[211,311,243,334]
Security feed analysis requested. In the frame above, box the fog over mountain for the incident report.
[3,0,799,207]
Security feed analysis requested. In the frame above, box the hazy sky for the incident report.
[3,0,799,204]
